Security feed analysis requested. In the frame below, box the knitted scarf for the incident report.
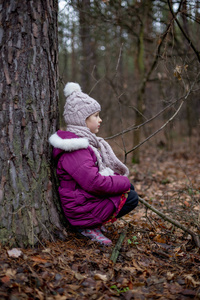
[67,125,129,177]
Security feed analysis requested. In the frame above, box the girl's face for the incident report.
[86,112,102,134]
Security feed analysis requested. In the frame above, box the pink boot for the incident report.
[81,228,112,245]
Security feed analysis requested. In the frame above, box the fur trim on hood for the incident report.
[49,131,116,177]
[49,132,89,152]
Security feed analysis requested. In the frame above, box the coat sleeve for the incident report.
[59,148,131,195]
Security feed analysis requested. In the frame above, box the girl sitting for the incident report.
[49,82,138,245]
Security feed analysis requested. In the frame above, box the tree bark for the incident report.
[132,16,145,164]
[0,0,63,247]
[78,0,92,92]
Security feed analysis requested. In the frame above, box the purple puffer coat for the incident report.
[49,130,131,228]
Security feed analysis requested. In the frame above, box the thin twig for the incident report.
[89,75,106,95]
[116,43,124,72]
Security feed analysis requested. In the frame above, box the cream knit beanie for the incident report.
[63,82,101,126]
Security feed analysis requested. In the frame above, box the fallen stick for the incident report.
[110,197,200,263]
[138,196,200,248]
[110,227,128,263]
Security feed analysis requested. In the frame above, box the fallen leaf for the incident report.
[126,250,135,258]
[55,295,68,300]
[94,273,108,282]
[74,272,86,280]
[7,248,22,258]
[149,232,155,238]
[174,246,181,253]
[167,272,175,281]
[35,288,44,300]
[184,200,190,207]
[123,267,137,275]
[30,256,48,263]
[184,274,200,287]
[128,281,133,290]
[153,234,166,243]
[132,259,144,272]
[42,248,51,253]
[66,284,80,291]
[5,269,16,278]
[1,276,10,283]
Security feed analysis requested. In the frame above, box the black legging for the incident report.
[116,184,138,218]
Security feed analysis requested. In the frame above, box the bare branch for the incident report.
[167,0,200,63]
[125,99,184,157]
[105,95,183,140]
[111,69,200,158]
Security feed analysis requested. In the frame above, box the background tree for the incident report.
[58,0,200,162]
[0,0,62,247]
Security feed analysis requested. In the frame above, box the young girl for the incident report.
[49,82,138,245]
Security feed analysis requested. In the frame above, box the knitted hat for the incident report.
[63,82,101,126]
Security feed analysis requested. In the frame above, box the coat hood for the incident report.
[49,130,89,159]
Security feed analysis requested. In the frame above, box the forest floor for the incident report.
[0,137,200,300]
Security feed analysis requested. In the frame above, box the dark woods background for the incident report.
[58,0,200,163]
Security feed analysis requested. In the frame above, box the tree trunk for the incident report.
[181,0,193,140]
[132,1,153,164]
[0,0,63,247]
[132,19,145,164]
[71,22,78,82]
[79,0,92,92]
